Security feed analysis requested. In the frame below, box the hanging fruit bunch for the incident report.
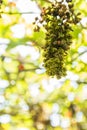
[33,0,81,79]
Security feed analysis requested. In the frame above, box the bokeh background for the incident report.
[0,0,87,130]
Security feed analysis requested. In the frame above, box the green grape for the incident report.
[33,0,81,79]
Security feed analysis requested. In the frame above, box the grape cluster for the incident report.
[34,0,81,79]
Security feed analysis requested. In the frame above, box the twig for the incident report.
[0,11,40,15]
[19,67,43,72]
[71,50,87,62]
[77,80,87,84]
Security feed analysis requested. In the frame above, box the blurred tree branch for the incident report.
[77,80,87,84]
[0,11,40,15]
[71,50,87,62]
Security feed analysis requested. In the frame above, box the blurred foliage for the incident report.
[0,0,87,130]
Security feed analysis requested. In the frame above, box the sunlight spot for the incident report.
[8,0,14,2]
[1,14,12,24]
[10,45,40,60]
[79,52,87,63]
[0,80,9,88]
[68,92,75,101]
[0,104,5,110]
[0,95,5,103]
[50,77,64,88]
[16,0,40,24]
[78,46,87,63]
[72,61,78,68]
[76,111,83,122]
[16,0,39,12]
[42,79,55,93]
[61,118,70,128]
[70,81,78,89]
[22,14,40,24]
[0,38,10,45]
[19,101,29,111]
[52,103,60,113]
[0,45,7,55]
[4,57,12,63]
[66,71,79,81]
[29,83,40,97]
[50,113,60,127]
[35,68,45,74]
[82,85,87,100]
[42,77,64,93]
[26,27,33,35]
[11,24,25,38]
[78,46,87,53]
[80,17,87,27]
[0,114,11,123]
[4,6,10,12]
[21,104,29,111]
